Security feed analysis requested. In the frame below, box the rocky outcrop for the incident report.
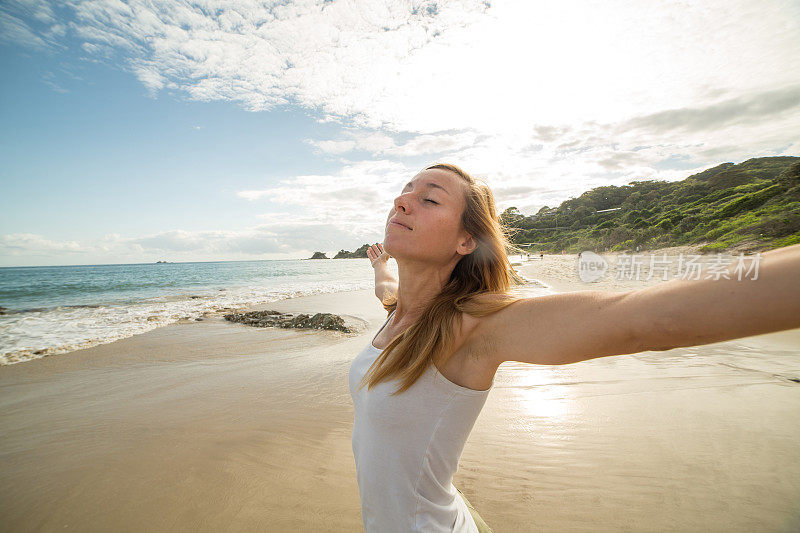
[333,244,371,259]
[309,252,329,259]
[223,310,350,332]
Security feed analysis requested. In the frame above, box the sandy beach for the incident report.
[2,251,799,532]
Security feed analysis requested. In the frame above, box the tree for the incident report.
[500,206,524,227]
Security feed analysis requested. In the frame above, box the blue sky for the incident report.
[1,0,799,267]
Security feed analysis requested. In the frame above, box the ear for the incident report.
[457,233,477,256]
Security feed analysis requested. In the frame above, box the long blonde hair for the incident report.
[358,163,527,395]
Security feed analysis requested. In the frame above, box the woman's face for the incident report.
[383,168,475,265]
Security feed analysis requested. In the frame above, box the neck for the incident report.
[392,255,460,326]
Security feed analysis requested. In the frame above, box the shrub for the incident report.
[704,226,727,240]
[655,218,673,231]
[612,239,636,251]
[596,220,616,230]
[772,234,800,247]
[718,184,783,218]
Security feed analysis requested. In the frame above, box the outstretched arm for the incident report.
[367,243,398,304]
[467,244,800,368]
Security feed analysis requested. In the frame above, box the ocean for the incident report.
[0,259,379,365]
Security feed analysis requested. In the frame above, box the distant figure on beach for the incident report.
[540,252,543,260]
[356,163,800,533]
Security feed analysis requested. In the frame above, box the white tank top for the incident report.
[349,310,493,532]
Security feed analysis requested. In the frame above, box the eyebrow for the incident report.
[402,180,451,196]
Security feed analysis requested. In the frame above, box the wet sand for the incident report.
[1,261,799,532]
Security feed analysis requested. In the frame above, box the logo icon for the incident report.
[576,251,608,283]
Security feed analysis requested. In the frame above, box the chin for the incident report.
[382,238,397,257]
[382,234,406,258]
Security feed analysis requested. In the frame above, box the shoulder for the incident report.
[445,311,501,389]
[451,294,564,367]
[450,310,501,369]
[452,310,481,344]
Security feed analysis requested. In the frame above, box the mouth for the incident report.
[389,219,412,230]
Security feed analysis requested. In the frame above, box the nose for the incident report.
[393,192,409,213]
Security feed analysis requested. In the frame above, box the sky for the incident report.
[1,0,799,267]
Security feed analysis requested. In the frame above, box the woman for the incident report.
[349,162,800,532]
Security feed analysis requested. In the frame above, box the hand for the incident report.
[367,243,391,267]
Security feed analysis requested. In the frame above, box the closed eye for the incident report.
[425,199,438,205]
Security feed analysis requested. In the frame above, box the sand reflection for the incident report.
[508,364,577,421]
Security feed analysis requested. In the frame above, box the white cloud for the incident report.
[7,0,799,152]
[3,0,799,263]
[5,0,799,133]
[132,63,166,91]
[0,225,370,266]
[2,0,56,25]
[239,159,411,231]
[305,129,480,156]
[306,138,358,155]
[0,10,50,49]
[0,233,91,254]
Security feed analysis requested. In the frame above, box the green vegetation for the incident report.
[333,244,371,259]
[499,156,800,254]
[331,157,800,258]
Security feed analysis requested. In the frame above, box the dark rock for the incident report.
[333,244,371,259]
[310,251,329,259]
[223,309,350,332]
[0,306,7,315]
